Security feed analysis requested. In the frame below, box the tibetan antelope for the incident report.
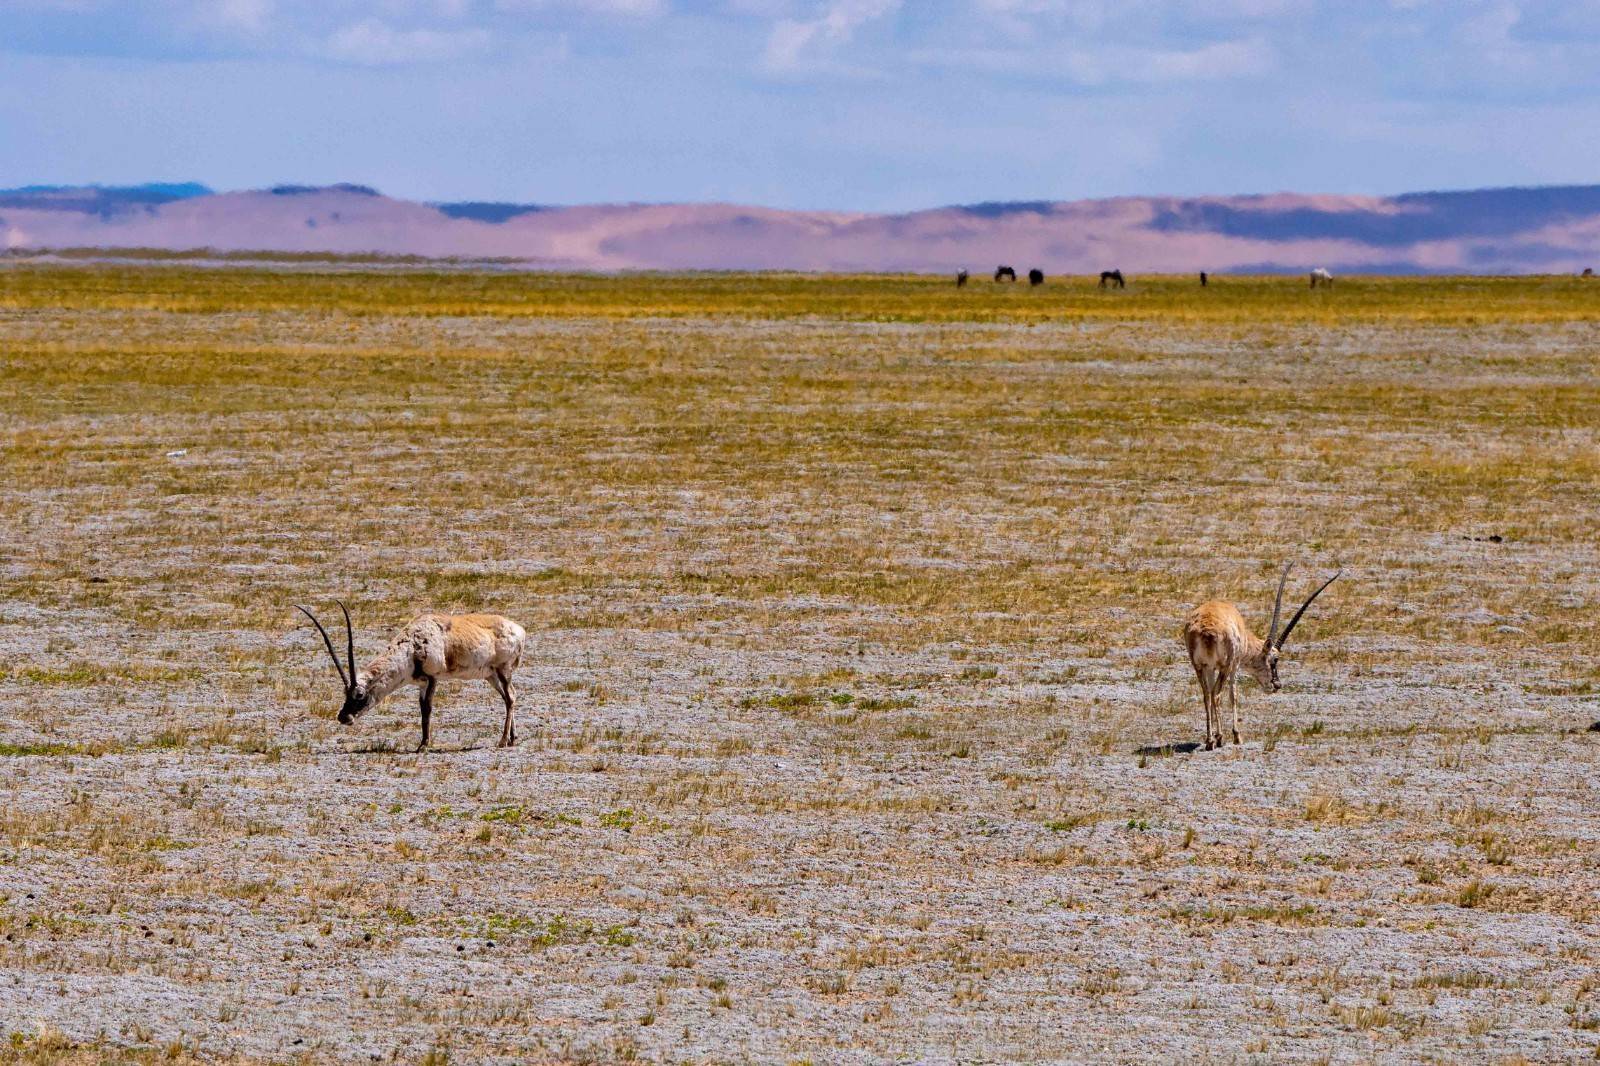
[1099,269,1125,289]
[1182,563,1341,750]
[1309,268,1334,288]
[296,601,527,752]
[995,265,1017,283]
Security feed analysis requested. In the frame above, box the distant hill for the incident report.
[2,182,1597,273]
[0,182,212,218]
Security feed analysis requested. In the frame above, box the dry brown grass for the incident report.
[0,266,1597,1062]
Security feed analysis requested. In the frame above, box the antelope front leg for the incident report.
[416,676,437,753]
[1199,668,1216,751]
[1205,685,1217,751]
[1209,673,1227,750]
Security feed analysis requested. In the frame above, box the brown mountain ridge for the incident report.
[3,182,1598,274]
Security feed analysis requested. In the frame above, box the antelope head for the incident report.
[1254,563,1342,692]
[296,601,373,724]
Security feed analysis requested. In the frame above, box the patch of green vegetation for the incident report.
[0,912,90,936]
[0,742,85,757]
[480,804,529,825]
[599,808,636,830]
[855,696,916,711]
[1163,903,1322,927]
[460,912,635,949]
[137,835,190,852]
[746,692,820,711]
[1043,814,1100,832]
[1411,971,1506,990]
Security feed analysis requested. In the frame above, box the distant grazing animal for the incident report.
[1182,563,1342,750]
[1583,268,1594,278]
[995,265,1017,283]
[1310,268,1334,288]
[956,269,969,287]
[1098,270,1125,289]
[297,601,527,752]
[1199,272,1208,287]
[1028,268,1044,286]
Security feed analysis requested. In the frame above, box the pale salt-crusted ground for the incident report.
[2,288,1598,1063]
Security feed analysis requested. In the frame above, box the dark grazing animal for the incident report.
[1583,268,1594,278]
[1028,268,1044,286]
[956,270,969,287]
[994,265,1017,283]
[1098,270,1125,289]
[1199,272,1208,287]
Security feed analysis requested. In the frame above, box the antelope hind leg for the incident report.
[416,676,437,754]
[490,670,517,748]
[1229,675,1242,745]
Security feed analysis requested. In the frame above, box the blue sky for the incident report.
[2,1,1596,210]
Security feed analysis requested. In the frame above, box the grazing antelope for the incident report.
[1309,267,1334,288]
[296,601,527,752]
[1028,268,1045,286]
[995,265,1017,283]
[1182,563,1341,750]
[956,269,969,287]
[1099,269,1125,289]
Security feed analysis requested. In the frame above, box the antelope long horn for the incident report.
[296,605,350,691]
[1266,561,1292,648]
[336,599,356,692]
[1276,569,1343,649]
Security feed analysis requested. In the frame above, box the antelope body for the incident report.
[1309,268,1334,288]
[297,602,526,752]
[1182,564,1340,750]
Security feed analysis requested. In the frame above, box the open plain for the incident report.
[1,267,1599,1064]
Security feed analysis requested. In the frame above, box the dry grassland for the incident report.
[1,266,1598,1063]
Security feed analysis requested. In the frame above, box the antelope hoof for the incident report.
[415,741,430,754]
[1231,730,1242,746]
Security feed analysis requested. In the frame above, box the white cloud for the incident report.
[762,0,898,73]
[494,0,668,17]
[1110,37,1275,82]
[207,0,273,34]
[976,0,1303,19]
[322,18,490,63]
[912,35,1275,86]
